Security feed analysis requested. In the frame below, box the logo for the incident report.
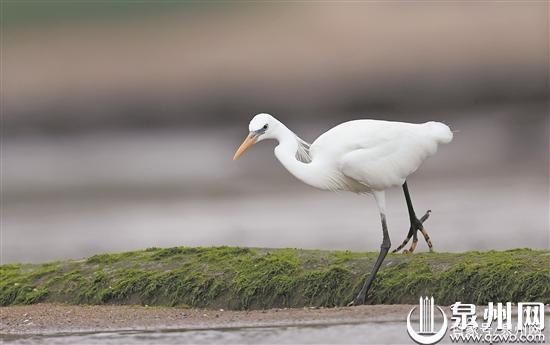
[405,297,546,344]
[448,302,545,343]
[407,296,448,345]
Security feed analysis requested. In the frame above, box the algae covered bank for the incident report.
[1,247,549,310]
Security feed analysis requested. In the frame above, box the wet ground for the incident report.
[0,304,444,344]
[2,304,549,345]
[0,304,413,334]
[1,304,414,344]
[2,322,413,345]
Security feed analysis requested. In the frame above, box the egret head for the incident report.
[233,113,278,160]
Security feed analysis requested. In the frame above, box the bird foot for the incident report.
[348,291,367,306]
[392,210,433,254]
[348,296,365,307]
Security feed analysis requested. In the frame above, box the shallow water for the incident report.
[6,320,550,345]
[0,322,427,345]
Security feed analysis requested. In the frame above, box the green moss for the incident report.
[328,250,367,265]
[1,247,548,309]
[369,250,550,305]
[302,266,355,306]
[0,263,56,305]
[233,249,300,309]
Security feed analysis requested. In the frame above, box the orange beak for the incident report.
[233,133,257,160]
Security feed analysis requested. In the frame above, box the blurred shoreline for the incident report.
[3,109,548,263]
[1,2,548,264]
[3,2,548,135]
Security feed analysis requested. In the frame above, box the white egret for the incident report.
[233,113,453,305]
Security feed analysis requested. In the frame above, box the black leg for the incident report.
[352,213,391,305]
[392,181,433,254]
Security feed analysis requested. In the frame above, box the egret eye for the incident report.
[263,124,268,130]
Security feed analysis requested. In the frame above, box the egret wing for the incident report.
[337,125,440,190]
[309,119,450,190]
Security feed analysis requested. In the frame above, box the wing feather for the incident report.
[310,119,449,191]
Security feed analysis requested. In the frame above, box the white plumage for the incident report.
[235,113,452,193]
[233,113,453,304]
[312,119,453,192]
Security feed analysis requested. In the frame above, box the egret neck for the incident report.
[272,124,324,190]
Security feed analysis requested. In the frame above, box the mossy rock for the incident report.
[1,247,548,309]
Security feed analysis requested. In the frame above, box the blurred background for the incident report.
[2,1,548,263]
